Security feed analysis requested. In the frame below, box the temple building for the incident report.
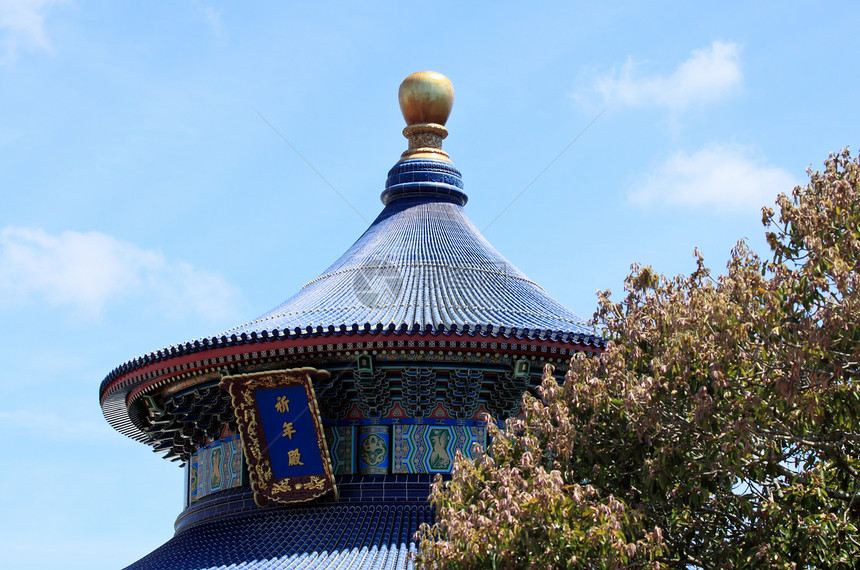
[99,71,604,569]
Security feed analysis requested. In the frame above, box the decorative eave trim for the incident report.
[100,323,604,401]
[98,327,605,445]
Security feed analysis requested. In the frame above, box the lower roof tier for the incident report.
[125,500,432,570]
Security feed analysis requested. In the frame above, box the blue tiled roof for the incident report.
[225,159,593,338]
[125,502,431,570]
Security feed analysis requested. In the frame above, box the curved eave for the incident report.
[99,325,605,443]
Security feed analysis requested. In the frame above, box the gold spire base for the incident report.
[399,123,451,163]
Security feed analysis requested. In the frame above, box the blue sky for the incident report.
[1,1,857,568]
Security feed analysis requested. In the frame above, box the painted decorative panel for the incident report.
[324,425,355,475]
[187,434,243,504]
[358,425,389,475]
[392,424,486,474]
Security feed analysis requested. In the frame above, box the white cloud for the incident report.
[585,41,742,113]
[193,1,224,37]
[0,226,243,321]
[202,5,223,37]
[629,145,798,211]
[0,0,65,65]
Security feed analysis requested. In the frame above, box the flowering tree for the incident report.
[416,150,860,568]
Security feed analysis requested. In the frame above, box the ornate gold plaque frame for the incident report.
[221,367,337,506]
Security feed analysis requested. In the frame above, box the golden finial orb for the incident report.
[397,71,454,162]
[398,71,454,126]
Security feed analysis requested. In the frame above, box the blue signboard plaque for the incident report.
[221,368,337,506]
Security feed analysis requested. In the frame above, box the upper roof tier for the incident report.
[224,158,593,338]
[224,71,593,339]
